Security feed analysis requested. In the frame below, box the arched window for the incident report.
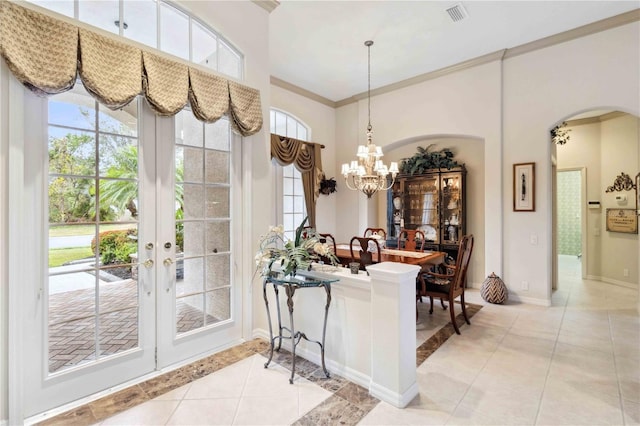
[26,0,243,79]
[270,109,309,240]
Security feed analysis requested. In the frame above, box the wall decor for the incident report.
[605,172,636,193]
[606,208,638,234]
[513,162,535,212]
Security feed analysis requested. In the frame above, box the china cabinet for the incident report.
[387,166,466,261]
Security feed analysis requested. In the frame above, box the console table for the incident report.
[262,273,338,384]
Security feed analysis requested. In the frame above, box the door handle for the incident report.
[142,259,154,268]
[140,259,154,296]
[164,258,175,293]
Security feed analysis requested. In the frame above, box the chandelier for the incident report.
[341,40,398,199]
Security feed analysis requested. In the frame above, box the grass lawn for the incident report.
[49,247,94,267]
[49,223,136,237]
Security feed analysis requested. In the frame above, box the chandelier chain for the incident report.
[341,39,398,199]
[367,40,371,131]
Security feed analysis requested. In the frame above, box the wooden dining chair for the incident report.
[350,236,381,271]
[318,233,337,265]
[417,234,474,334]
[363,227,387,240]
[397,229,425,252]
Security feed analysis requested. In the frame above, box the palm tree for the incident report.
[99,145,184,219]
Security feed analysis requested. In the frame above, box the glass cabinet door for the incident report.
[441,172,463,244]
[403,176,439,243]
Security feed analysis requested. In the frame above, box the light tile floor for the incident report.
[99,255,639,425]
[362,255,639,425]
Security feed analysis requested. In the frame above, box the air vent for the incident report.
[446,3,468,22]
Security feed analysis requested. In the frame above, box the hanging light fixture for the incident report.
[341,40,399,199]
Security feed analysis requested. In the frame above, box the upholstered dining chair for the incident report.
[417,234,474,334]
[350,236,381,271]
[397,229,425,252]
[363,227,387,240]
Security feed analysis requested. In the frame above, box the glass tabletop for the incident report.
[265,272,339,287]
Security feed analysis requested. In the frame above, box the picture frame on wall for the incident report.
[513,162,535,211]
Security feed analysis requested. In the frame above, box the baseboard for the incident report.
[507,292,551,307]
[369,381,419,408]
[586,275,637,290]
[251,328,372,389]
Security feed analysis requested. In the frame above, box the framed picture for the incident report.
[513,162,535,211]
[606,208,638,234]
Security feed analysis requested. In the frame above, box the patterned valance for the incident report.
[0,1,262,136]
[271,133,325,228]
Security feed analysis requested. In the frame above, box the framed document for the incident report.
[606,208,638,234]
[513,163,535,212]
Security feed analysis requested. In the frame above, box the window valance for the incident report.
[271,133,325,228]
[0,1,263,136]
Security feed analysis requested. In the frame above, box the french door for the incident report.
[20,84,243,417]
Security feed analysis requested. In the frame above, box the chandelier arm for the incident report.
[343,175,359,191]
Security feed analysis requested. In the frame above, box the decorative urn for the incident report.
[481,272,508,304]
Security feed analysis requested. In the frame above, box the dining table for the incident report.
[335,244,446,268]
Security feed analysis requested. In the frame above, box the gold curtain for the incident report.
[78,29,141,109]
[270,133,324,228]
[0,1,263,136]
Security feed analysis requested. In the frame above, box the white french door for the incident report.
[19,84,243,418]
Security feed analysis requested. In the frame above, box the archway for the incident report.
[550,109,640,300]
[381,134,486,287]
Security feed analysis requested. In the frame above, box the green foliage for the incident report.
[551,122,571,145]
[91,229,137,265]
[399,144,463,175]
[48,133,96,223]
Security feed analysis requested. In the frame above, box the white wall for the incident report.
[557,121,602,277]
[270,85,337,233]
[503,22,640,302]
[600,114,639,284]
[335,61,503,285]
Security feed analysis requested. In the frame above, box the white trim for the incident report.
[507,293,552,307]
[0,57,9,426]
[557,167,588,279]
[7,67,26,426]
[369,381,419,409]
[586,275,638,290]
[252,328,372,390]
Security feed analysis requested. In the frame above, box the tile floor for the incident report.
[53,255,640,425]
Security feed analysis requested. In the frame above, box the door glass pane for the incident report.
[205,288,230,324]
[123,0,158,49]
[174,110,232,335]
[79,0,119,35]
[160,2,189,60]
[47,86,140,373]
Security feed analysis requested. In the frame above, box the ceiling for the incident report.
[268,1,639,103]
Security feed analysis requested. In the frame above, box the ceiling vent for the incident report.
[446,3,468,22]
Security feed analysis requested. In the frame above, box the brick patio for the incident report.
[48,279,216,373]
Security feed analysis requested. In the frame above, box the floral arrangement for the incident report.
[255,217,339,277]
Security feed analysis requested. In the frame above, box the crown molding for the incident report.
[270,76,336,108]
[567,111,628,126]
[252,0,280,13]
[335,50,506,108]
[273,8,640,108]
[504,8,640,60]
